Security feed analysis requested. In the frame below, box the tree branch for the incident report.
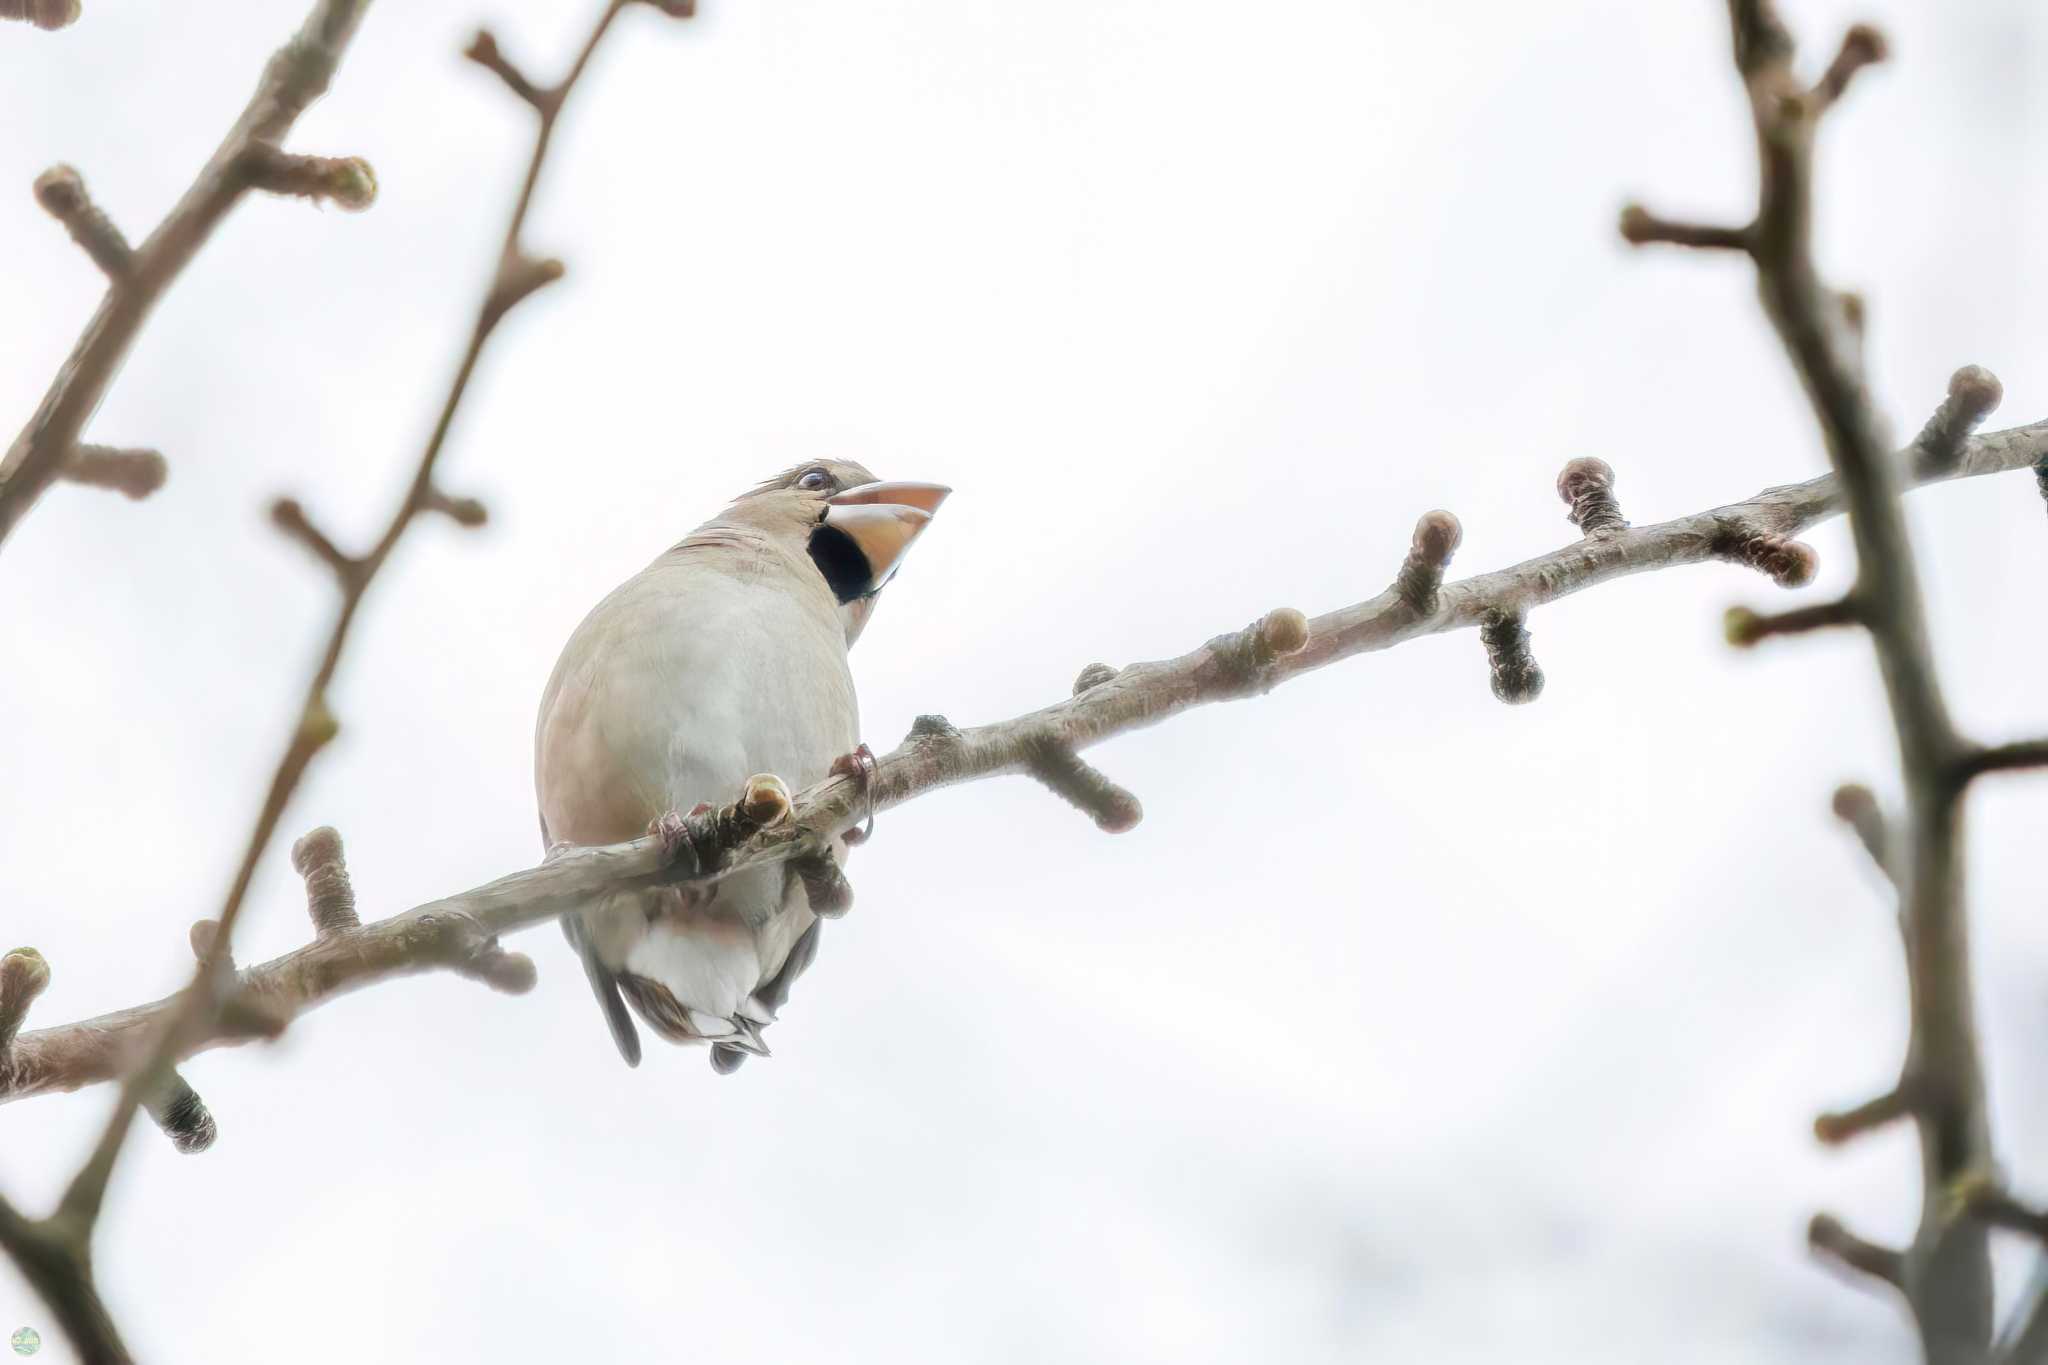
[1630,7,2002,1357]
[4,428,2046,1105]
[1957,741,2048,783]
[0,0,80,31]
[0,0,373,547]
[0,1,683,1357]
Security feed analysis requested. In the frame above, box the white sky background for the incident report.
[2,0,2045,1360]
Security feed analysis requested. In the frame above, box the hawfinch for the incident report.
[535,461,948,1071]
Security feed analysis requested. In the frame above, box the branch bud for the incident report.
[1024,737,1143,833]
[1480,609,1544,705]
[1073,662,1119,695]
[1257,607,1310,657]
[144,1072,218,1155]
[1713,528,1817,588]
[241,143,378,211]
[63,445,166,499]
[1395,510,1461,614]
[1556,457,1626,535]
[1911,365,2003,475]
[421,485,489,528]
[33,164,132,277]
[291,826,359,937]
[0,948,51,1055]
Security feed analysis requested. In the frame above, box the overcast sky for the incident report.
[3,1,2046,1361]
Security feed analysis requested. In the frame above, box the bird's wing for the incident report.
[563,906,642,1067]
[536,672,651,1068]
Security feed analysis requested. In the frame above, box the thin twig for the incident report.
[1628,5,1997,1356]
[0,0,374,547]
[0,2,664,1358]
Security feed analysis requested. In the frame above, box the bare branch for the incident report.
[0,1196,128,1365]
[0,0,373,547]
[61,446,166,500]
[0,0,79,32]
[1809,1213,1907,1291]
[420,484,489,528]
[1726,0,1795,77]
[1956,740,2048,783]
[1618,204,1753,253]
[464,28,546,111]
[1667,5,1995,1354]
[0,5,661,1355]
[237,143,377,211]
[1960,1181,2048,1244]
[33,165,132,278]
[1831,783,1897,887]
[269,497,360,585]
[1811,24,1889,113]
[9,432,2048,1105]
[1723,595,1858,648]
[481,251,566,329]
[1816,1079,1922,1145]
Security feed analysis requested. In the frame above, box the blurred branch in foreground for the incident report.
[0,0,374,548]
[1626,5,2048,1361]
[0,1,695,1360]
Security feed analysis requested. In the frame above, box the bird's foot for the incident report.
[830,742,879,845]
[647,803,714,866]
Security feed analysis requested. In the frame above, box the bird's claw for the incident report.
[830,742,879,845]
[648,804,713,865]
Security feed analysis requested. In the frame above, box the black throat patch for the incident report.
[807,522,872,604]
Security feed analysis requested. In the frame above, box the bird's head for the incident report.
[738,459,950,644]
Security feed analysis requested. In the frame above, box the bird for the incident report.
[534,460,948,1071]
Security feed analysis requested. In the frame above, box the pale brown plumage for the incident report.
[535,460,946,1069]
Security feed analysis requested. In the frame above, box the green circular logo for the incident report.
[8,1327,38,1357]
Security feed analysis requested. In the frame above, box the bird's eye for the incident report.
[797,468,832,491]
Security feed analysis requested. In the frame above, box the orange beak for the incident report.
[821,481,950,592]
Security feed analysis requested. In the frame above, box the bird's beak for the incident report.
[821,481,950,593]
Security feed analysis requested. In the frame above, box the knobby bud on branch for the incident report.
[1911,365,2003,476]
[1395,510,1462,615]
[62,446,166,500]
[292,827,359,937]
[1480,609,1543,704]
[1,0,81,30]
[240,143,378,211]
[1556,458,1626,535]
[143,1072,218,1155]
[1073,662,1119,695]
[33,164,132,278]
[1024,738,1143,834]
[1712,527,1818,588]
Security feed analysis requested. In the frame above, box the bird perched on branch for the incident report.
[535,461,948,1071]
